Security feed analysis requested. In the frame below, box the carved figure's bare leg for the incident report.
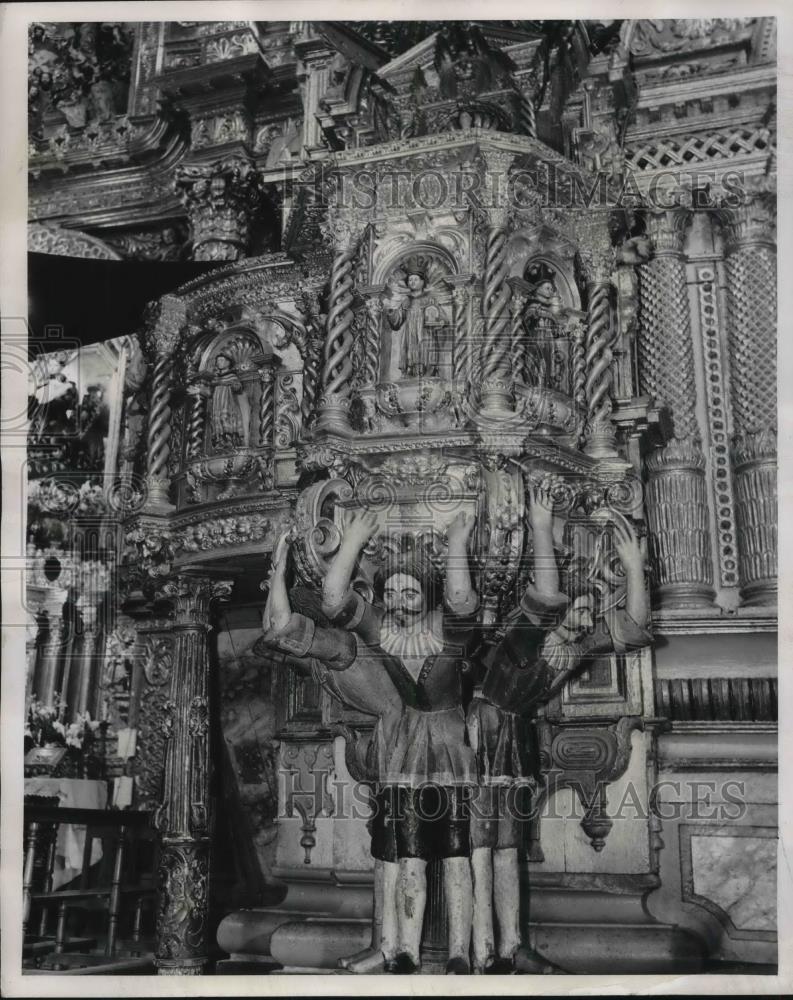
[381,859,399,960]
[397,857,427,965]
[493,847,521,958]
[471,846,495,971]
[444,855,473,966]
[338,859,399,971]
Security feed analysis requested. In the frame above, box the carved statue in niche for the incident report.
[384,255,449,379]
[466,480,651,973]
[209,353,248,450]
[519,262,571,394]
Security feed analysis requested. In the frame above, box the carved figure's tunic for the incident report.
[467,584,652,850]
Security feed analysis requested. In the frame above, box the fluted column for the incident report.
[144,297,185,512]
[579,245,619,457]
[72,603,102,718]
[479,149,514,413]
[154,576,232,975]
[32,589,68,706]
[315,216,358,434]
[638,205,715,607]
[715,183,777,606]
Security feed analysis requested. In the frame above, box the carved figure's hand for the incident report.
[342,509,379,549]
[528,476,555,532]
[446,510,476,546]
[271,527,296,573]
[612,516,645,575]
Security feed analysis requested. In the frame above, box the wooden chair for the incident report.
[23,802,157,973]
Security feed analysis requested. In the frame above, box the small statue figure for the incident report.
[521,264,567,392]
[385,256,446,379]
[209,353,248,450]
[77,383,109,470]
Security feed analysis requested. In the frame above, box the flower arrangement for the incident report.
[26,695,102,751]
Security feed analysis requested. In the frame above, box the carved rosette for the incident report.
[715,186,777,606]
[175,158,263,261]
[638,206,714,607]
[153,576,232,975]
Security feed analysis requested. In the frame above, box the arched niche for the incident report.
[377,243,457,385]
[522,256,581,312]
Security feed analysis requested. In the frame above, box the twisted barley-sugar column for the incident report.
[316,226,357,433]
[451,285,471,390]
[301,327,323,431]
[154,577,231,975]
[582,252,618,457]
[258,364,275,446]
[362,297,382,387]
[638,206,715,608]
[480,220,512,411]
[570,322,587,413]
[509,290,527,385]
[146,352,175,506]
[716,189,777,606]
[516,86,538,139]
[186,384,208,460]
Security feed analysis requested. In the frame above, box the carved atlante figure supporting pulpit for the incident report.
[467,480,652,973]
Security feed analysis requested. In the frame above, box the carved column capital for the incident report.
[319,212,360,253]
[479,147,514,228]
[145,295,187,360]
[156,576,233,627]
[714,190,776,253]
[175,156,263,261]
[643,205,692,256]
[577,244,615,288]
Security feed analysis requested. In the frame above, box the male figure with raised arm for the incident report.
[257,527,405,971]
[466,479,651,973]
[322,507,480,974]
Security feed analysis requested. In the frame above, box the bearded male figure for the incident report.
[466,482,651,973]
[256,527,406,971]
[322,508,479,974]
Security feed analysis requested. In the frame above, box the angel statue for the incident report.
[466,480,651,973]
[385,256,447,379]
